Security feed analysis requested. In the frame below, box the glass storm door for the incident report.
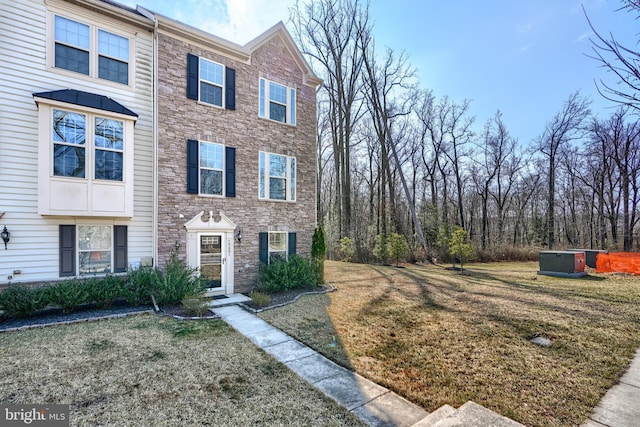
[200,235,223,289]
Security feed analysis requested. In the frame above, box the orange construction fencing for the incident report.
[596,252,640,275]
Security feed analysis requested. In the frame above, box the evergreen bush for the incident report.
[48,279,90,313]
[87,274,126,308]
[0,284,48,318]
[311,226,326,284]
[150,243,205,305]
[258,255,318,293]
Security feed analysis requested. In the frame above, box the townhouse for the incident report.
[154,14,321,295]
[0,0,155,284]
[0,0,320,296]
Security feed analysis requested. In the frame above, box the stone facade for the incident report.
[156,23,319,293]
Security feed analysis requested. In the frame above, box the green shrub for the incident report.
[248,290,272,307]
[150,243,206,305]
[87,274,126,308]
[312,226,326,284]
[124,266,156,305]
[181,292,209,317]
[449,226,475,272]
[388,233,410,266]
[48,279,90,313]
[0,284,49,318]
[259,255,318,293]
[339,237,355,262]
[373,234,389,264]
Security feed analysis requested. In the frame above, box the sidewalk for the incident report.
[582,348,640,427]
[211,304,428,427]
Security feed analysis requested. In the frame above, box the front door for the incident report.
[200,234,224,291]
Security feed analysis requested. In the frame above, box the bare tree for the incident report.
[473,110,519,249]
[536,91,591,249]
[360,41,430,255]
[290,0,371,239]
[591,108,640,250]
[584,2,640,110]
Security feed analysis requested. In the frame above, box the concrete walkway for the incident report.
[582,349,640,427]
[212,301,640,427]
[212,304,428,427]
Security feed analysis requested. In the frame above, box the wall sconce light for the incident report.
[1,226,10,250]
[236,228,242,243]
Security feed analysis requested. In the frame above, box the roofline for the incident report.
[60,0,155,31]
[245,22,323,88]
[33,96,138,121]
[152,11,252,64]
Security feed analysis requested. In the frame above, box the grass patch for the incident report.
[258,260,640,427]
[0,314,364,426]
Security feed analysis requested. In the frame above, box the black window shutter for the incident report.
[187,53,199,100]
[259,232,268,264]
[187,139,199,194]
[288,232,297,258]
[59,225,76,277]
[225,67,236,110]
[113,225,128,273]
[225,146,236,197]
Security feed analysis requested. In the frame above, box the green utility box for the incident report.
[566,249,608,268]
[538,251,587,278]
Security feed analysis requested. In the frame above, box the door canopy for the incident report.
[184,211,237,233]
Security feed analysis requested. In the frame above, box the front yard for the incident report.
[258,260,640,427]
[0,315,364,426]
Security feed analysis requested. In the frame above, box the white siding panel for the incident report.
[0,0,155,284]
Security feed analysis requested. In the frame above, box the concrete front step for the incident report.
[412,405,456,426]
[412,401,524,427]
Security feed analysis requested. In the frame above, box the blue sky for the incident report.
[121,0,638,145]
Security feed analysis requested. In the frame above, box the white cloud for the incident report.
[119,0,296,44]
[574,32,593,43]
[220,0,296,43]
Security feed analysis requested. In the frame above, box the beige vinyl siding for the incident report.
[0,0,155,284]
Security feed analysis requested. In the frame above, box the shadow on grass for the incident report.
[260,261,640,426]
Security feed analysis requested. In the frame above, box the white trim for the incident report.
[35,100,135,217]
[184,211,236,295]
[259,151,297,202]
[198,140,226,196]
[267,231,288,262]
[47,11,135,89]
[245,21,322,88]
[198,57,225,108]
[258,77,297,126]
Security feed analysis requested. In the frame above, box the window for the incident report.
[78,225,112,275]
[98,30,129,84]
[259,151,296,201]
[187,54,236,110]
[52,109,124,181]
[35,90,136,217]
[94,117,124,181]
[200,142,224,195]
[268,232,287,261]
[60,224,127,276]
[259,78,296,125]
[199,58,224,107]
[54,15,129,85]
[187,139,236,197]
[259,232,297,264]
[54,15,90,75]
[53,110,86,178]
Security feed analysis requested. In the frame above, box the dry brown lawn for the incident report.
[258,260,640,427]
[0,314,365,426]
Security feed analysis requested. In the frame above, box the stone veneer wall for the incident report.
[156,32,317,292]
